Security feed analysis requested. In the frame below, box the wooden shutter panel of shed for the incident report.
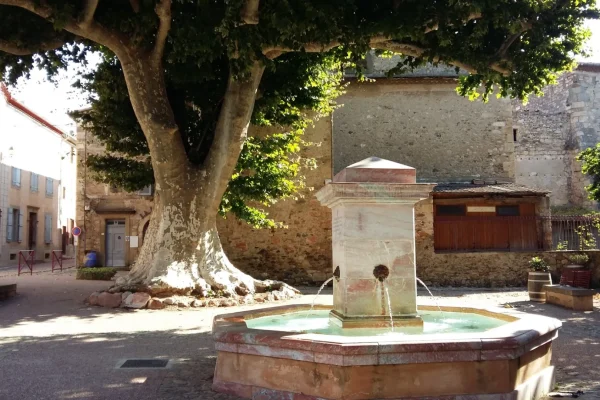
[17,210,24,243]
[6,208,13,242]
[44,214,52,244]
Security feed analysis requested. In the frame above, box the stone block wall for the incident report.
[514,69,600,207]
[333,80,515,182]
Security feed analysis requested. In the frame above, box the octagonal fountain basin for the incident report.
[212,304,561,400]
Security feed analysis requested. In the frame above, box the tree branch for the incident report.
[494,21,532,59]
[203,61,265,211]
[425,12,482,34]
[0,0,132,57]
[80,0,99,27]
[241,0,259,25]
[0,37,65,55]
[152,0,171,64]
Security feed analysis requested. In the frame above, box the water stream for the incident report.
[305,276,334,317]
[416,277,442,312]
[383,283,394,332]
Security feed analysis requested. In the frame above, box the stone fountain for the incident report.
[211,157,561,400]
[316,157,434,328]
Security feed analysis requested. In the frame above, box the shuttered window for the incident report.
[30,173,39,192]
[6,208,14,242]
[46,178,54,197]
[11,167,21,187]
[44,214,52,244]
[6,208,21,242]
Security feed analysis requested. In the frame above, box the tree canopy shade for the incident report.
[1,0,597,296]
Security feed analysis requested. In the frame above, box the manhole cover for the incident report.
[120,359,169,369]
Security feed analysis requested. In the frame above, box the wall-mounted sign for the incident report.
[72,226,82,236]
[467,206,496,213]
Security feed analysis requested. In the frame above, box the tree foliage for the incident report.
[72,50,343,228]
[1,0,597,226]
[578,144,600,202]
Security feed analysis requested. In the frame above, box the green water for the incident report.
[245,310,506,337]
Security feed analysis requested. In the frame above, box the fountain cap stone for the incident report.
[333,157,416,183]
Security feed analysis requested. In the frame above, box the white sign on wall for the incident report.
[467,206,496,213]
[129,236,139,248]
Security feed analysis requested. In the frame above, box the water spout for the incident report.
[306,276,334,317]
[383,283,394,332]
[416,277,442,313]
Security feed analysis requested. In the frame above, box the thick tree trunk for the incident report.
[111,56,294,296]
[117,192,259,296]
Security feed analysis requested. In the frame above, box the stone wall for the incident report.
[332,80,515,182]
[514,68,600,207]
[217,117,333,285]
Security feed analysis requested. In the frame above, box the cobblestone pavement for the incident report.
[0,271,598,399]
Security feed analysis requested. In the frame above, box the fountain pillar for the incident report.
[316,157,435,328]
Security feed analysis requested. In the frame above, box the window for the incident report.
[44,213,52,244]
[11,167,21,187]
[46,178,54,197]
[497,205,520,216]
[436,205,466,216]
[137,185,153,196]
[6,208,23,242]
[30,173,39,192]
[62,187,66,199]
[513,129,518,142]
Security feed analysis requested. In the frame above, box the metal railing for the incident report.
[549,215,600,250]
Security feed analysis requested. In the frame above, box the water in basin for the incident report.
[245,310,506,337]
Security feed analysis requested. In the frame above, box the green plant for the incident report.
[76,267,118,281]
[555,240,569,251]
[566,253,590,266]
[529,257,549,272]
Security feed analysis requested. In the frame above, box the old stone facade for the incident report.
[514,65,600,208]
[333,79,515,181]
[76,128,154,267]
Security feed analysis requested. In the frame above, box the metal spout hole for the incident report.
[373,265,389,282]
[333,266,340,280]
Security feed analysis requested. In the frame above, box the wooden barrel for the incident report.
[528,272,552,302]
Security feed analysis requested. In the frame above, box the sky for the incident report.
[9,20,600,134]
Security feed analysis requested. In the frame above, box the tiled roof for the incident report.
[433,182,549,195]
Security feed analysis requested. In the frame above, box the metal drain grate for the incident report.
[119,359,169,369]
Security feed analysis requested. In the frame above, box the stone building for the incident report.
[0,84,77,266]
[514,63,600,208]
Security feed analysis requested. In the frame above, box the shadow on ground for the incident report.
[0,329,238,400]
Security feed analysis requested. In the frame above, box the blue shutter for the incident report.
[17,210,23,243]
[6,208,13,242]
[45,214,52,244]
[31,173,38,192]
[11,168,20,187]
[46,178,54,196]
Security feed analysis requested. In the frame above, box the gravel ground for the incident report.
[0,270,598,399]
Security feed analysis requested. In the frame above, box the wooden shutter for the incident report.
[46,178,54,196]
[44,214,52,244]
[6,208,13,242]
[17,210,23,243]
[12,168,20,187]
